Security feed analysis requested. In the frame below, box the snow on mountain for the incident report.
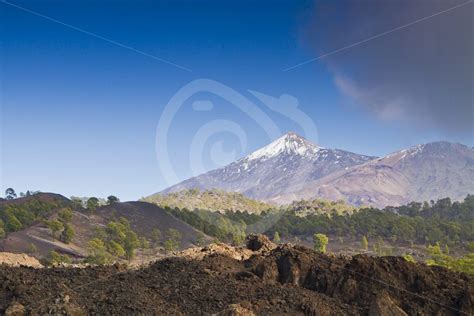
[158,132,375,201]
[273,141,474,207]
[155,133,474,208]
[246,132,322,161]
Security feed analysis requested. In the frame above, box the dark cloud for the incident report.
[303,0,473,135]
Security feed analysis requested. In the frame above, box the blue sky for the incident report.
[1,0,472,200]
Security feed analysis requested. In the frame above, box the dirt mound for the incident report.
[245,244,473,315]
[177,234,276,261]
[178,234,277,261]
[213,304,256,316]
[0,253,43,268]
[246,234,276,252]
[178,243,254,261]
[0,241,472,315]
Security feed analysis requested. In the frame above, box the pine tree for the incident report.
[60,224,75,244]
[313,233,329,253]
[362,236,369,251]
[273,231,281,243]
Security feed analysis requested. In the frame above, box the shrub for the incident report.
[313,233,329,253]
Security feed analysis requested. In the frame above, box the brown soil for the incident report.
[0,236,472,315]
[0,253,42,268]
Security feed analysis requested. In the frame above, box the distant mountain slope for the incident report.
[285,198,358,216]
[157,134,474,207]
[159,132,375,201]
[274,141,474,207]
[144,189,273,214]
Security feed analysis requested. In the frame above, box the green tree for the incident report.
[164,239,175,253]
[195,232,205,246]
[403,254,416,263]
[361,236,369,251]
[27,243,37,254]
[60,224,75,244]
[375,237,385,256]
[58,208,73,224]
[46,220,63,240]
[86,197,100,212]
[140,237,150,249]
[444,244,450,255]
[87,238,110,264]
[5,214,22,232]
[391,219,415,243]
[273,231,281,243]
[91,218,142,261]
[313,233,329,253]
[107,195,120,205]
[123,230,140,260]
[151,228,162,246]
[467,242,474,252]
[425,242,474,275]
[47,251,71,266]
[167,228,182,243]
[164,228,182,253]
[107,240,125,257]
[0,220,5,239]
[105,221,127,241]
[232,232,245,246]
[48,250,61,265]
[70,197,84,210]
[5,188,17,200]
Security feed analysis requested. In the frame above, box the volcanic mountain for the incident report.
[159,132,375,201]
[157,133,474,207]
[275,141,474,207]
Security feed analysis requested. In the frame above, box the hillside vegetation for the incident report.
[168,195,474,274]
[0,193,210,265]
[0,193,69,238]
[284,198,358,216]
[145,190,472,250]
[269,196,474,246]
[2,190,473,274]
[143,189,273,214]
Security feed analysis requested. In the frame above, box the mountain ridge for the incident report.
[155,133,474,207]
[144,189,273,214]
[273,141,474,206]
[160,132,375,201]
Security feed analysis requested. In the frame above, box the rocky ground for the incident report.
[0,235,472,315]
[0,253,42,268]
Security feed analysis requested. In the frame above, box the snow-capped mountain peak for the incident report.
[158,133,377,202]
[246,132,321,161]
[156,135,473,208]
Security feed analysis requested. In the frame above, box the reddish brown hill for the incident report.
[0,192,69,206]
[95,201,211,248]
[1,196,211,261]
